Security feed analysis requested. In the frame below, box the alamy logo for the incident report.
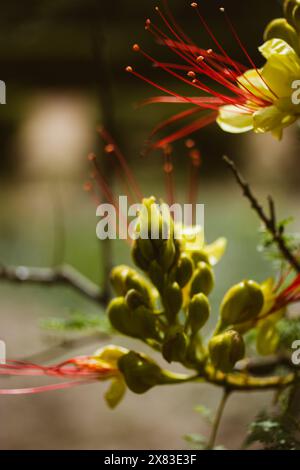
[291,80,300,105]
[291,340,300,366]
[96,196,204,242]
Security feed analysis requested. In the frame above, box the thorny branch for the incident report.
[223,155,300,273]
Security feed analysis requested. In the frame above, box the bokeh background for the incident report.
[0,0,299,450]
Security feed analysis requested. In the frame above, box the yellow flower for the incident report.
[217,39,300,139]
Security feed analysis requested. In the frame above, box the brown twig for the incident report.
[0,264,109,305]
[223,155,300,273]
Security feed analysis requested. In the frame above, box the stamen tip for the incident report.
[105,144,115,154]
[196,55,204,62]
[88,153,96,162]
[187,71,196,78]
[132,44,140,52]
[83,182,92,192]
[220,7,225,12]
[191,2,198,8]
[126,66,133,73]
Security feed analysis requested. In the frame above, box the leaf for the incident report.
[41,311,112,335]
[244,411,300,450]
[184,433,207,450]
[194,405,214,424]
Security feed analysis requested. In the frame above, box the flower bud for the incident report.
[110,265,153,307]
[107,298,160,341]
[191,250,210,266]
[162,327,188,363]
[163,282,183,323]
[284,0,300,29]
[135,237,155,262]
[190,261,214,297]
[159,237,177,271]
[264,18,299,52]
[148,261,165,292]
[118,351,165,394]
[187,293,210,334]
[208,330,245,373]
[131,241,149,271]
[125,289,148,310]
[219,280,264,329]
[175,254,193,288]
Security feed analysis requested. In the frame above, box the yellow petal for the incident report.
[237,68,274,102]
[253,105,297,134]
[105,378,126,409]
[217,105,254,133]
[260,38,300,98]
[205,237,227,266]
[256,319,280,356]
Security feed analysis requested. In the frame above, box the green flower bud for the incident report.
[135,237,155,262]
[190,261,214,297]
[118,351,165,394]
[175,254,193,288]
[163,281,183,323]
[148,261,165,292]
[284,0,300,29]
[125,289,148,310]
[131,241,149,271]
[110,265,153,307]
[107,297,160,341]
[264,18,299,53]
[220,280,264,329]
[162,327,188,363]
[209,330,245,373]
[191,250,210,267]
[159,237,176,271]
[187,293,210,334]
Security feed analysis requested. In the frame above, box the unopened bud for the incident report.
[118,351,164,394]
[159,237,177,271]
[187,293,210,334]
[148,261,165,291]
[220,280,264,329]
[107,298,160,341]
[284,0,300,29]
[191,250,209,266]
[264,18,299,51]
[190,261,214,297]
[163,282,183,323]
[132,241,149,271]
[162,327,188,363]
[125,289,148,310]
[175,254,193,288]
[209,330,245,373]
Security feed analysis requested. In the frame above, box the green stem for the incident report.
[206,388,230,450]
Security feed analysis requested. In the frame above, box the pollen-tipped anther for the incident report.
[191,3,198,8]
[132,44,140,52]
[187,71,196,78]
[105,144,115,154]
[126,66,133,73]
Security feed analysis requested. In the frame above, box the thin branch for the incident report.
[236,353,296,376]
[0,264,108,305]
[206,389,230,449]
[223,155,300,273]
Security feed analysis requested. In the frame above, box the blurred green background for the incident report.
[0,0,300,450]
